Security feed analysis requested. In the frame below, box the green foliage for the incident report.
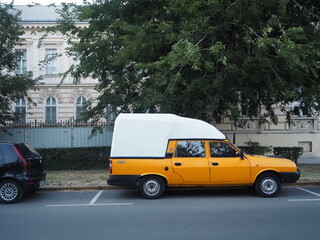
[239,141,303,163]
[273,147,304,164]
[48,0,320,124]
[239,141,272,155]
[0,4,39,127]
[37,147,111,170]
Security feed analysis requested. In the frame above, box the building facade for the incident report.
[216,106,320,158]
[13,5,99,124]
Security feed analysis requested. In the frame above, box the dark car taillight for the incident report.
[13,145,28,172]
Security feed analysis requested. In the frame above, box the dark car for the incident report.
[0,142,46,203]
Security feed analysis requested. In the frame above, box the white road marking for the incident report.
[288,187,320,202]
[288,199,320,202]
[297,187,320,197]
[89,190,103,205]
[46,203,133,207]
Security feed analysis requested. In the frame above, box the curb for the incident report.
[39,185,123,191]
[39,181,320,192]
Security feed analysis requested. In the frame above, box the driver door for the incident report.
[209,141,250,183]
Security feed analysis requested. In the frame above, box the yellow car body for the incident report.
[108,114,300,198]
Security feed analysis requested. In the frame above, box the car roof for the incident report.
[111,113,226,158]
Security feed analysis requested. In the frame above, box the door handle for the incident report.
[175,162,182,166]
[211,162,219,166]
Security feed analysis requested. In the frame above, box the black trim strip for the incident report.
[168,138,226,141]
[110,157,165,159]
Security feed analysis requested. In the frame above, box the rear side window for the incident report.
[0,146,4,163]
[175,141,205,158]
[1,144,19,163]
[15,143,39,158]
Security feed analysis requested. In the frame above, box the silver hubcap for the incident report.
[0,183,18,202]
[144,180,160,196]
[260,178,277,195]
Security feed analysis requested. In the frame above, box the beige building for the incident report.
[216,106,319,157]
[13,6,320,158]
[13,5,99,124]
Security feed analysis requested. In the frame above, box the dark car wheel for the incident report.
[0,180,23,204]
[254,172,281,198]
[138,176,165,199]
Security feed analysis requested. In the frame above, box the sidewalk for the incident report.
[298,157,320,164]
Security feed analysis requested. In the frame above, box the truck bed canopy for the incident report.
[110,113,226,158]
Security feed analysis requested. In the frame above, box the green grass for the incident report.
[298,164,320,182]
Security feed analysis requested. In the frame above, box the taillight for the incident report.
[14,145,28,172]
[109,159,112,174]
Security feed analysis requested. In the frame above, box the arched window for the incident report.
[76,96,87,122]
[15,98,26,123]
[45,97,57,123]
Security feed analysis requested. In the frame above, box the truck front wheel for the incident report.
[254,172,281,197]
[139,176,165,199]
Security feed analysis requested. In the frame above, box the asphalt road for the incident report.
[1,187,320,240]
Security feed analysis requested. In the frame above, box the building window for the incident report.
[292,101,309,117]
[45,97,57,123]
[15,98,26,123]
[106,105,116,124]
[75,96,87,122]
[15,49,27,74]
[45,49,58,75]
[241,96,248,116]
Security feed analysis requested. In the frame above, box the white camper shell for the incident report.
[111,113,226,158]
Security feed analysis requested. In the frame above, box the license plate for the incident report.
[39,181,46,187]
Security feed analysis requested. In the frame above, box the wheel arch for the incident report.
[138,174,168,185]
[0,177,23,186]
[253,170,282,184]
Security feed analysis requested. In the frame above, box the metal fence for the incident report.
[0,121,113,149]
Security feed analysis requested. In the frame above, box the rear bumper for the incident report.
[279,170,300,183]
[107,175,140,188]
[19,172,47,192]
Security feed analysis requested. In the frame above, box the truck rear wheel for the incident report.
[139,176,165,199]
[254,172,281,197]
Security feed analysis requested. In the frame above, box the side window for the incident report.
[210,142,238,158]
[175,141,205,158]
[0,145,4,164]
[1,144,19,163]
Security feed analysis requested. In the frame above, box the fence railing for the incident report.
[0,121,113,149]
[4,120,112,129]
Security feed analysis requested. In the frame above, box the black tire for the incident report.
[0,180,23,204]
[138,176,165,199]
[254,172,281,198]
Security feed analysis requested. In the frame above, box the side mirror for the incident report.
[240,149,245,160]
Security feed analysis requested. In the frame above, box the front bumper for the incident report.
[279,170,300,183]
[107,175,140,188]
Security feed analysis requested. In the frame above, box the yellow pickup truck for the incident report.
[108,114,300,199]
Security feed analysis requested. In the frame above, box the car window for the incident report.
[209,142,238,158]
[1,144,19,163]
[0,145,4,163]
[15,143,40,158]
[175,141,205,158]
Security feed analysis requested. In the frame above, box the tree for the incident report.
[0,3,39,126]
[51,0,320,124]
